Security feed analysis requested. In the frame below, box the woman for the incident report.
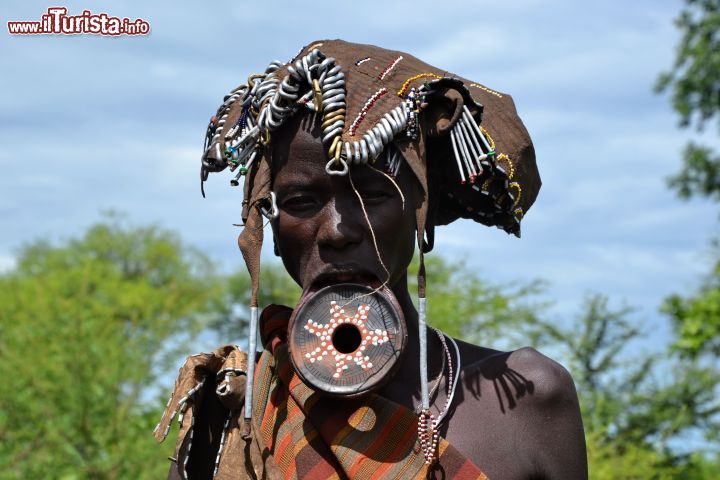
[156,40,588,480]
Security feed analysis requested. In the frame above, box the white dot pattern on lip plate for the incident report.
[303,301,389,378]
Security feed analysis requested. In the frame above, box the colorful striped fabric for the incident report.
[252,310,488,480]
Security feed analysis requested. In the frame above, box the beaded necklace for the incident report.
[418,328,461,465]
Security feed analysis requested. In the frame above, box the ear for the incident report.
[421,87,464,138]
[273,235,280,257]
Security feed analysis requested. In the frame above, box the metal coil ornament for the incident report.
[288,283,407,397]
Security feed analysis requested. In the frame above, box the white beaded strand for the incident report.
[417,328,461,465]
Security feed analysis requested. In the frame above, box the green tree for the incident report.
[0,215,218,479]
[656,0,720,201]
[662,248,720,357]
[532,295,720,479]
[209,254,543,349]
[207,254,720,478]
[657,1,720,411]
[409,254,545,345]
[208,260,301,341]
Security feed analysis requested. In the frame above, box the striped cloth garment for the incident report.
[156,305,488,480]
[250,307,488,480]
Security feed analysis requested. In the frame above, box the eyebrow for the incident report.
[274,173,326,194]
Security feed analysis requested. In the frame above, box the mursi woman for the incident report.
[156,40,588,480]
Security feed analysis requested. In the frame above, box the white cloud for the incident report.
[1,0,710,352]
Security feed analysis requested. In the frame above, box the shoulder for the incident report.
[506,346,577,408]
[457,343,587,478]
[458,342,579,413]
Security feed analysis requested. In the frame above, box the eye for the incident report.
[281,194,318,212]
[359,189,393,204]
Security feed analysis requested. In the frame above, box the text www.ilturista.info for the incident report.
[8,7,150,36]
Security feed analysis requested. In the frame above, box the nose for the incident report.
[317,197,364,251]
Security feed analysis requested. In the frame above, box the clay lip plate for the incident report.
[287,282,407,397]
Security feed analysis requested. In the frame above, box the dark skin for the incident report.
[270,112,588,480]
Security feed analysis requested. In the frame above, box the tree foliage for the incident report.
[662,248,720,358]
[532,295,720,479]
[656,5,720,440]
[656,0,720,201]
[0,215,218,479]
[409,255,545,345]
[207,258,301,342]
[2,217,719,478]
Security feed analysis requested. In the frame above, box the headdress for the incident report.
[199,39,540,441]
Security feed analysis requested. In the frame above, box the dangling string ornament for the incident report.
[418,328,461,465]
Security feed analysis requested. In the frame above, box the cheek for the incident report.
[275,215,317,283]
[376,206,417,276]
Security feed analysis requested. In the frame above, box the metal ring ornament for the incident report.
[259,191,279,220]
[325,158,349,176]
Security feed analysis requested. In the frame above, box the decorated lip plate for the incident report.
[288,283,407,397]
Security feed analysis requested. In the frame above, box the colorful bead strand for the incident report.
[378,55,403,80]
[348,87,388,136]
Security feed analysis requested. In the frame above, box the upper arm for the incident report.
[510,347,588,480]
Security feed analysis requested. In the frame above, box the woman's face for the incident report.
[271,113,420,293]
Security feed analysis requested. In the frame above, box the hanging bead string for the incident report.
[469,82,503,98]
[480,125,495,151]
[349,87,388,136]
[496,152,514,179]
[418,329,461,465]
[476,127,519,207]
[474,125,520,208]
[433,330,461,425]
[378,55,403,81]
[417,332,451,465]
[355,56,371,66]
[508,182,522,207]
[397,72,442,97]
[404,88,420,140]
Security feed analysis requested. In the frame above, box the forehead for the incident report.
[271,112,392,187]
[271,113,324,182]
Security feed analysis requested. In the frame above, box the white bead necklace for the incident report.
[418,328,461,464]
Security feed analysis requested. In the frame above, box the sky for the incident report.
[2,0,719,351]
